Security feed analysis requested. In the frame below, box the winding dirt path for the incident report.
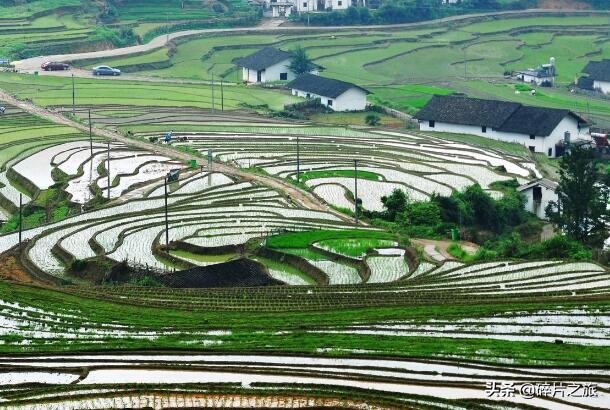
[13,9,605,74]
[0,90,346,220]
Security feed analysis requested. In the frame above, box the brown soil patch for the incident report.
[538,0,590,9]
[0,253,49,286]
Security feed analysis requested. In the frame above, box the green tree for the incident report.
[546,145,610,246]
[381,189,408,221]
[365,113,381,126]
[289,47,316,75]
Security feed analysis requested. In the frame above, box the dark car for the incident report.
[41,61,69,71]
[92,65,121,76]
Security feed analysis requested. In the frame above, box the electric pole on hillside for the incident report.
[296,135,300,183]
[18,193,22,247]
[106,141,111,200]
[220,79,224,111]
[71,74,75,115]
[164,174,169,246]
[88,109,93,157]
[211,74,215,112]
[354,159,359,225]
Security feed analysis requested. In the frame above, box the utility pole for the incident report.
[18,193,22,247]
[354,159,359,225]
[88,109,93,157]
[164,175,169,247]
[211,74,215,112]
[296,135,300,183]
[106,141,111,200]
[463,48,467,79]
[220,80,224,111]
[71,74,75,115]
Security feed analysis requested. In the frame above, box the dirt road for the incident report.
[13,9,602,74]
[0,90,345,219]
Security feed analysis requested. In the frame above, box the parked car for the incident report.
[92,66,121,76]
[41,61,69,71]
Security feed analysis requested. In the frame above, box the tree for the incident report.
[381,189,408,221]
[365,113,381,126]
[546,145,610,246]
[289,47,316,75]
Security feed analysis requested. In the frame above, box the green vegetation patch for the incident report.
[297,169,382,184]
[315,238,397,258]
[266,229,394,249]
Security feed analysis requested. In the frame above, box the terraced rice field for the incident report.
[159,126,536,212]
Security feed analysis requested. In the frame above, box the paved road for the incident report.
[13,9,602,74]
[0,89,349,221]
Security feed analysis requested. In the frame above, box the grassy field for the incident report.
[88,14,610,122]
[0,73,297,111]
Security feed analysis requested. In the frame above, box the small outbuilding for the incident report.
[415,95,590,157]
[517,178,558,220]
[287,73,369,111]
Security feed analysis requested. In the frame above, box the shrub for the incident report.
[365,113,381,126]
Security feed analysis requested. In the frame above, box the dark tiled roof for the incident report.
[415,95,587,137]
[415,95,520,128]
[577,76,595,90]
[234,47,292,70]
[584,60,610,82]
[517,178,558,192]
[287,73,369,98]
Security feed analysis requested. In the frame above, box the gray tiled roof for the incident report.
[415,95,586,137]
[234,47,292,70]
[288,73,369,98]
[584,60,610,82]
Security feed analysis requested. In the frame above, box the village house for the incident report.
[263,0,349,16]
[582,59,610,94]
[415,95,590,157]
[515,58,556,86]
[234,47,319,83]
[517,179,558,220]
[288,73,369,111]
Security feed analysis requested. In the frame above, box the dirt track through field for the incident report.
[0,89,347,220]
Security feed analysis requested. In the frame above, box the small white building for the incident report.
[235,47,295,83]
[266,0,293,17]
[517,179,558,220]
[583,60,610,94]
[415,95,590,158]
[515,60,556,86]
[288,73,369,111]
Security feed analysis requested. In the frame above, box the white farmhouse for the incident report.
[234,47,296,83]
[415,95,590,158]
[517,179,558,220]
[288,73,369,111]
[583,59,610,94]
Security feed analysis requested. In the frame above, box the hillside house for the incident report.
[288,73,369,111]
[235,47,292,83]
[582,60,610,94]
[263,0,348,16]
[517,179,558,220]
[415,96,590,157]
[235,47,318,83]
[515,59,556,86]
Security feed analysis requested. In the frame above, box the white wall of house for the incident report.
[517,73,553,86]
[295,0,317,12]
[521,185,557,220]
[419,116,589,157]
[241,59,293,83]
[291,87,367,111]
[324,0,349,9]
[594,80,610,94]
